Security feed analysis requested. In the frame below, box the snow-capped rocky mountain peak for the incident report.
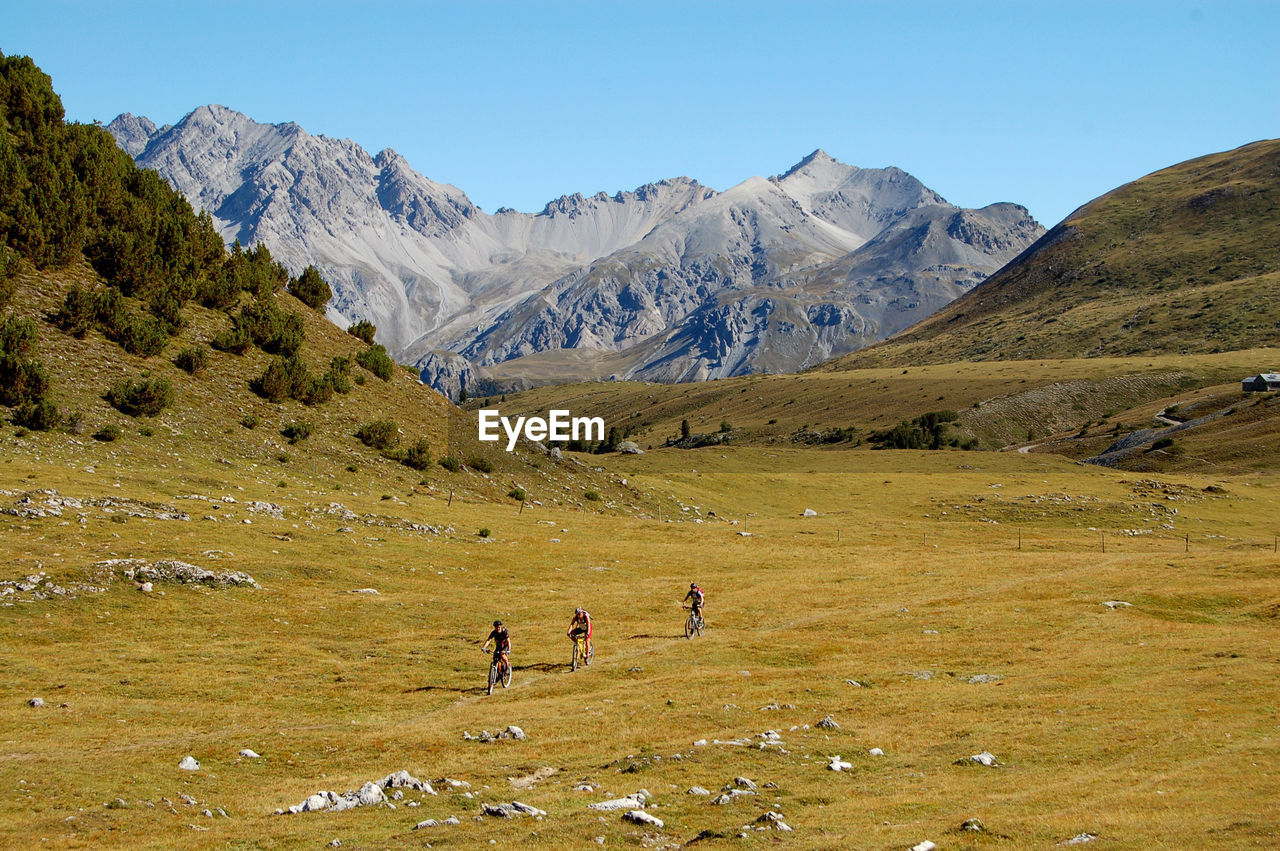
[108,107,1044,394]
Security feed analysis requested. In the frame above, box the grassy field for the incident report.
[2,443,1277,848]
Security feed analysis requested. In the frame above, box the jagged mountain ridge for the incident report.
[109,107,1044,392]
[452,158,1042,383]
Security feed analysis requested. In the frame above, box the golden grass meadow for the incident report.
[3,435,1278,848]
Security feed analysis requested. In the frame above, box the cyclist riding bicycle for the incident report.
[684,582,704,620]
[482,620,511,671]
[567,607,592,660]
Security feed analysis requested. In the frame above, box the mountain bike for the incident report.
[684,605,704,639]
[570,632,593,671]
[487,651,512,695]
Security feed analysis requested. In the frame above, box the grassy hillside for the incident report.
[828,138,1280,367]
[0,261,652,517]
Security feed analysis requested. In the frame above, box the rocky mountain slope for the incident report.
[828,138,1280,369]
[110,109,1043,392]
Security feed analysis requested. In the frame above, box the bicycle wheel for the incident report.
[571,640,580,671]
[501,660,512,688]
[487,661,498,695]
[586,642,594,666]
[685,613,695,639]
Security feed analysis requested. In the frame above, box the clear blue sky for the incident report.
[5,0,1278,227]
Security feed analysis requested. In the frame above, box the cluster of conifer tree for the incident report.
[0,53,340,429]
[868,410,977,450]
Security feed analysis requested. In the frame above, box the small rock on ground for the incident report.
[623,809,663,827]
[179,756,200,771]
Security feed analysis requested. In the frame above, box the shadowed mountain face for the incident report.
[827,138,1280,370]
[109,109,1043,392]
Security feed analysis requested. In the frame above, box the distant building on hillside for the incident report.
[1241,373,1280,392]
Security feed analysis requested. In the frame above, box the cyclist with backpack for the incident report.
[684,582,704,621]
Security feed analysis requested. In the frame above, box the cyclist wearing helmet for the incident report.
[482,620,511,671]
[684,582,704,619]
[567,607,592,660]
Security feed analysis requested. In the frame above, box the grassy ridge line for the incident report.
[829,138,1280,367]
[2,448,1277,846]
[477,349,1275,451]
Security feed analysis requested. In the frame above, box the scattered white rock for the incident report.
[380,770,436,794]
[960,817,984,832]
[732,777,757,790]
[139,581,153,593]
[239,749,260,759]
[958,751,999,767]
[588,793,648,812]
[687,786,711,796]
[179,756,200,771]
[352,588,379,595]
[815,715,839,729]
[623,809,663,827]
[281,771,431,814]
[868,748,885,757]
[481,801,545,818]
[693,739,708,746]
[827,755,852,772]
[327,840,341,848]
[246,501,285,519]
[1061,834,1099,845]
[753,811,792,831]
[802,508,817,517]
[27,697,44,708]
[710,789,757,805]
[1101,601,1132,609]
[911,841,937,851]
[463,726,526,742]
[968,674,1001,684]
